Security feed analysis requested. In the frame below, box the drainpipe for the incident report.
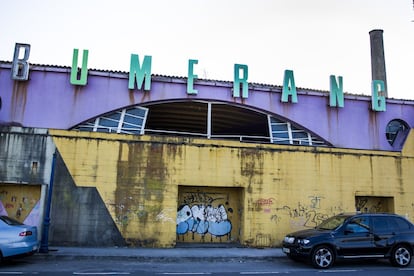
[369,29,388,97]
[39,150,57,253]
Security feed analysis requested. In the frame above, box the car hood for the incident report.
[287,228,332,238]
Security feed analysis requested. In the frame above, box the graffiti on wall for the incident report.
[0,186,41,226]
[255,198,276,206]
[255,198,275,213]
[106,197,138,228]
[267,195,343,229]
[176,188,241,243]
[176,204,232,240]
[255,233,271,248]
[155,208,174,223]
[355,197,387,213]
[0,199,7,216]
[182,192,222,205]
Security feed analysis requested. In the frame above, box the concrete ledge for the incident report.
[32,247,286,262]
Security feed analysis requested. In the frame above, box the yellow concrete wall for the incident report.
[50,129,414,248]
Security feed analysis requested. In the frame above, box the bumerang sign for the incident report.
[11,43,387,112]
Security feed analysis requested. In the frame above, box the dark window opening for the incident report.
[386,119,410,146]
[72,101,329,146]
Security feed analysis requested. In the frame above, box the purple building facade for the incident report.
[0,60,413,151]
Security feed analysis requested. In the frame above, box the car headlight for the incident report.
[284,236,295,244]
[298,239,310,245]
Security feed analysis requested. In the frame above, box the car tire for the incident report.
[311,245,335,269]
[390,244,412,267]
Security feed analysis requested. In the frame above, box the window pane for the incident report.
[99,118,119,128]
[123,114,144,125]
[127,107,146,117]
[392,217,411,231]
[373,217,389,232]
[292,131,307,139]
[96,127,112,133]
[347,217,370,233]
[272,124,288,132]
[104,112,122,121]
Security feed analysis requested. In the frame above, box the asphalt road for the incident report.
[1,256,413,275]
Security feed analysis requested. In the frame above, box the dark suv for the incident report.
[282,213,414,268]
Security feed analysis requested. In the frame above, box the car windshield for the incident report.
[316,215,350,230]
[0,216,24,226]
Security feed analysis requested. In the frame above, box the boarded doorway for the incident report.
[176,186,242,244]
[0,184,42,226]
[355,196,394,213]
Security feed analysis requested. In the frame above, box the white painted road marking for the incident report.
[240,272,284,274]
[319,270,360,273]
[73,273,130,275]
[160,273,212,275]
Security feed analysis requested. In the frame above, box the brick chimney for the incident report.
[369,29,388,97]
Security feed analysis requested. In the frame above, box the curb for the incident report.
[33,254,283,262]
[31,247,286,262]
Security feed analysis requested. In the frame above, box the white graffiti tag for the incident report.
[156,208,174,223]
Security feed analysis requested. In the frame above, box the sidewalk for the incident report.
[33,246,286,262]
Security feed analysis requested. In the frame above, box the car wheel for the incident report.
[311,245,335,269]
[390,245,412,267]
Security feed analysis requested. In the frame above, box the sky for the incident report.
[1,0,414,99]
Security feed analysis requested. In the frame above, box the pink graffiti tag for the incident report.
[255,198,276,206]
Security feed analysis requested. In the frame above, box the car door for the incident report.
[371,216,411,255]
[335,216,376,256]
[371,216,394,255]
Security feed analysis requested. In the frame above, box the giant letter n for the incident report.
[329,75,344,107]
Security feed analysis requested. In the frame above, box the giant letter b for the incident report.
[11,43,31,81]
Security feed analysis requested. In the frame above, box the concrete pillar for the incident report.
[369,29,388,97]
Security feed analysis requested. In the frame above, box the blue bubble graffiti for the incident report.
[176,204,232,239]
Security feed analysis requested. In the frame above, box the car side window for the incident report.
[372,217,390,233]
[391,217,411,231]
[346,217,370,233]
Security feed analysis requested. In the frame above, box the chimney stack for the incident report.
[369,29,388,97]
